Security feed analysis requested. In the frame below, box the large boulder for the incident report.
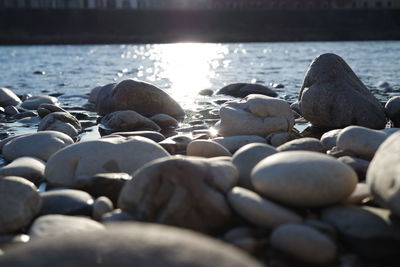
[0,223,263,267]
[251,151,358,208]
[216,83,277,98]
[2,131,74,162]
[218,94,294,137]
[93,79,185,119]
[118,156,238,233]
[367,131,400,216]
[45,136,170,187]
[0,87,21,107]
[0,176,42,234]
[298,53,386,129]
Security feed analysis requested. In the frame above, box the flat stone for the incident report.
[100,110,161,134]
[37,103,67,118]
[367,131,400,216]
[2,131,73,162]
[118,156,238,233]
[218,94,294,137]
[0,157,45,184]
[251,151,358,207]
[29,215,105,239]
[40,189,94,216]
[0,176,42,234]
[277,137,325,153]
[213,135,266,153]
[1,223,263,267]
[227,187,302,228]
[187,140,232,158]
[45,136,169,187]
[232,143,277,189]
[94,79,185,119]
[21,95,59,110]
[216,83,277,98]
[298,53,386,129]
[270,224,337,264]
[0,88,21,107]
[38,112,82,138]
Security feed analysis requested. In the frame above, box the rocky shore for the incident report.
[0,53,400,266]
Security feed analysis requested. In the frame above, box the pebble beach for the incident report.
[0,44,400,267]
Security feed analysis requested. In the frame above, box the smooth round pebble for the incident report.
[187,140,232,158]
[92,196,114,221]
[0,157,45,184]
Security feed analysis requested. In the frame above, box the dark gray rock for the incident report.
[103,131,165,143]
[38,112,82,138]
[94,79,185,119]
[338,156,369,181]
[21,96,59,110]
[159,135,192,154]
[277,137,326,153]
[37,104,68,118]
[385,96,400,127]
[0,157,45,184]
[1,223,263,267]
[298,53,386,129]
[216,83,277,98]
[39,189,94,216]
[0,88,21,107]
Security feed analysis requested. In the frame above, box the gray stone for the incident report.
[29,215,105,239]
[37,104,67,118]
[101,209,136,222]
[227,187,302,228]
[343,183,371,204]
[321,205,400,262]
[40,189,94,216]
[270,224,337,264]
[216,83,278,98]
[38,112,82,138]
[118,156,238,233]
[298,53,386,129]
[252,151,358,207]
[159,135,192,154]
[92,196,114,221]
[94,79,185,119]
[4,105,19,116]
[265,131,301,147]
[218,94,294,136]
[186,140,232,158]
[150,113,178,129]
[2,131,74,162]
[223,227,260,254]
[21,95,59,110]
[320,129,342,150]
[0,176,42,234]
[367,131,400,216]
[103,131,165,143]
[337,126,399,160]
[0,88,21,107]
[385,96,400,127]
[0,157,45,184]
[45,136,170,187]
[213,135,266,153]
[1,223,263,267]
[232,143,277,189]
[100,110,161,134]
[338,156,369,181]
[277,137,326,153]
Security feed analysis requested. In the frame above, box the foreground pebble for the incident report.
[0,223,262,267]
[186,139,232,158]
[228,187,302,228]
[270,224,337,264]
[0,176,42,234]
[251,151,358,207]
[0,157,45,184]
[118,156,238,233]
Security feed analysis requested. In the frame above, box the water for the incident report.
[0,41,399,136]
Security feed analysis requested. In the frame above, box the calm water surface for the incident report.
[0,41,399,136]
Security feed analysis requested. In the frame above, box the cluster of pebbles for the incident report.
[0,53,400,266]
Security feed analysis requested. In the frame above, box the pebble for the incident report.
[0,176,42,234]
[213,135,266,153]
[277,137,326,153]
[320,129,342,150]
[38,112,82,138]
[1,223,262,267]
[218,94,294,136]
[45,136,170,187]
[118,156,238,233]
[385,96,400,127]
[150,113,179,129]
[29,214,105,239]
[2,131,74,162]
[186,139,232,158]
[101,209,136,222]
[37,103,67,118]
[367,131,400,216]
[343,183,371,204]
[20,95,59,110]
[0,157,45,184]
[0,88,21,107]
[92,196,114,221]
[227,187,302,228]
[39,189,94,216]
[159,135,192,154]
[270,224,337,264]
[251,151,358,207]
[338,156,369,180]
[216,83,278,98]
[100,110,161,134]
[198,88,213,96]
[103,130,165,142]
[232,143,277,189]
[298,53,386,129]
[265,131,301,147]
[94,79,185,119]
[4,105,19,116]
